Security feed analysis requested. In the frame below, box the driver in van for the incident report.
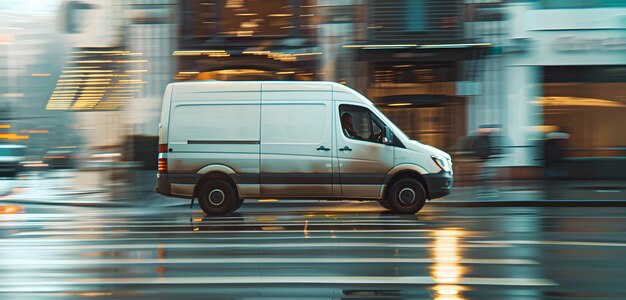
[341,113,362,139]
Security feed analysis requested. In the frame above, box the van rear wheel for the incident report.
[387,178,426,214]
[198,180,239,215]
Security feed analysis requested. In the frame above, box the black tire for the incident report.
[377,199,392,210]
[387,178,427,214]
[198,180,239,215]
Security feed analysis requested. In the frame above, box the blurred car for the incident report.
[0,144,27,177]
[43,147,79,169]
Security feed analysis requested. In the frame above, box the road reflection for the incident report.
[432,228,467,300]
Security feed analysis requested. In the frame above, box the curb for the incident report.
[430,200,626,207]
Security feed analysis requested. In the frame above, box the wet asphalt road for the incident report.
[1,199,625,300]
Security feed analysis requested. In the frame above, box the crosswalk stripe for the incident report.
[0,257,538,266]
[0,276,557,291]
[0,242,512,250]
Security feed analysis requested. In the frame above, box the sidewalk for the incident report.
[2,169,625,208]
[436,180,626,206]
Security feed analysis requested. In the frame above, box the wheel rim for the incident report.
[398,187,416,206]
[208,189,226,206]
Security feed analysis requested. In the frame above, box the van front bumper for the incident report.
[423,171,453,199]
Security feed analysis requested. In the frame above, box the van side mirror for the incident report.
[383,127,394,145]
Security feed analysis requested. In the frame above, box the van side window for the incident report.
[339,104,386,144]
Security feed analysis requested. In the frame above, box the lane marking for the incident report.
[0,242,512,250]
[3,222,430,229]
[0,257,539,266]
[0,276,557,290]
[13,229,436,236]
[470,240,626,247]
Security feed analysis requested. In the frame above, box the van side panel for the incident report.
[259,83,334,198]
[166,83,261,198]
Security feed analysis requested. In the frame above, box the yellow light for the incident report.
[243,51,270,55]
[388,102,412,107]
[267,14,292,17]
[276,71,295,75]
[0,205,23,214]
[236,13,258,16]
[172,50,226,56]
[26,130,49,134]
[72,60,113,64]
[258,199,278,202]
[62,70,113,73]
[31,73,51,77]
[0,133,29,140]
[536,96,625,108]
[0,124,11,129]
[58,78,111,82]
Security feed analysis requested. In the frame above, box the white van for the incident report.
[156,81,452,215]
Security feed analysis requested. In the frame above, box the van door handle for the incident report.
[339,146,352,152]
[316,146,330,151]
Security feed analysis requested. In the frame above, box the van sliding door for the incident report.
[260,83,334,198]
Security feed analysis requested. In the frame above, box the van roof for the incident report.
[167,80,353,92]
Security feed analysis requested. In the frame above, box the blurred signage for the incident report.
[553,36,626,52]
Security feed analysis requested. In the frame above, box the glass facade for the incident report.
[542,66,626,156]
[541,0,626,8]
[186,0,316,39]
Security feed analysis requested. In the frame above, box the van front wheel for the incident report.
[387,178,426,214]
[198,180,238,215]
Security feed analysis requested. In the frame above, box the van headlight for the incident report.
[431,155,451,172]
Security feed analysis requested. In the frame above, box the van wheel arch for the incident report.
[384,171,429,200]
[194,172,239,200]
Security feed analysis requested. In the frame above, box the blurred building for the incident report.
[495,0,625,178]
[4,0,623,178]
[47,0,176,163]
[0,4,76,156]
[175,0,327,81]
[347,0,490,152]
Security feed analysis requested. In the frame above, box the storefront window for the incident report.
[379,104,465,150]
[542,66,626,156]
[372,62,457,84]
[192,0,320,37]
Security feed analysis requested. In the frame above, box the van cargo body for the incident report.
[156,81,452,215]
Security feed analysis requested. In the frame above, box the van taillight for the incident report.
[158,158,167,174]
[158,144,168,173]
